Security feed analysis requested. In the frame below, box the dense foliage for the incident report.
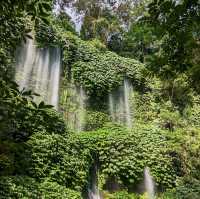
[0,176,81,199]
[1,0,200,198]
[35,16,146,96]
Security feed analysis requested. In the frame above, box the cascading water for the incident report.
[124,79,132,128]
[76,85,86,132]
[108,79,133,128]
[88,164,101,199]
[48,48,61,110]
[108,93,115,121]
[144,167,155,199]
[54,2,84,33]
[15,39,61,109]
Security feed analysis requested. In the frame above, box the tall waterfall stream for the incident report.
[144,167,155,199]
[15,39,61,109]
[108,79,133,128]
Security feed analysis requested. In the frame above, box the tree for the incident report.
[145,0,200,79]
[113,23,158,62]
[56,0,133,44]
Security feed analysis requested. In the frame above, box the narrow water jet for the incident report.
[144,167,155,199]
[15,39,61,109]
[48,48,61,109]
[88,164,101,199]
[108,79,133,128]
[123,79,133,128]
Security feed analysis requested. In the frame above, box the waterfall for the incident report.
[108,79,133,128]
[76,85,86,132]
[124,79,132,128]
[88,164,101,199]
[144,167,155,199]
[64,6,84,33]
[15,39,36,90]
[54,2,84,33]
[48,48,61,110]
[108,93,115,121]
[15,39,61,109]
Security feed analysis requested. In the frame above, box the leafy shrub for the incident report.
[105,191,139,199]
[184,96,200,127]
[175,178,200,199]
[26,131,92,191]
[0,79,66,142]
[16,124,178,193]
[133,90,160,122]
[104,191,176,199]
[35,15,146,96]
[0,153,14,175]
[0,176,82,199]
[157,191,176,199]
[35,12,76,48]
[0,140,29,176]
[96,124,177,189]
[158,108,182,131]
[71,51,145,95]
[160,75,194,112]
[0,78,67,177]
[88,39,107,51]
[84,111,111,131]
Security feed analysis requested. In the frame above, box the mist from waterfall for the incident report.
[15,39,61,109]
[109,79,133,128]
[144,167,155,199]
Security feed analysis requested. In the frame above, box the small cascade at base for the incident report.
[15,39,61,109]
[108,79,133,128]
[144,167,155,199]
[88,164,101,199]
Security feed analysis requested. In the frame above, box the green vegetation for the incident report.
[0,0,200,198]
[35,15,146,96]
[0,176,81,199]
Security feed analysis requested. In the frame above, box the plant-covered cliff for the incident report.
[0,1,200,199]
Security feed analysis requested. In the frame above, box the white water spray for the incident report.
[48,48,61,109]
[16,39,36,89]
[88,187,101,199]
[123,79,132,128]
[108,79,133,128]
[144,167,155,199]
[88,165,101,199]
[15,39,61,109]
